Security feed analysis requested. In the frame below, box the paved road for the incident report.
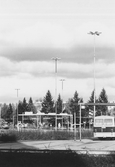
[1,139,115,154]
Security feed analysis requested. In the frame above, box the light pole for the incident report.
[88,31,101,121]
[74,109,76,140]
[15,89,20,125]
[60,79,65,112]
[60,79,65,129]
[79,103,82,141]
[52,57,60,130]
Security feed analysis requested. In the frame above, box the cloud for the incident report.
[0,56,115,81]
[0,57,115,103]
[0,0,115,103]
[0,17,115,65]
[0,57,93,78]
[0,20,74,48]
[1,0,115,15]
[1,45,115,65]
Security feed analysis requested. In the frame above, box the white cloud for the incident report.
[0,56,115,80]
[0,0,115,103]
[0,0,115,15]
[1,21,74,49]
[0,56,114,103]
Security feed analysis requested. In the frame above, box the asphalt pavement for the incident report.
[1,139,115,154]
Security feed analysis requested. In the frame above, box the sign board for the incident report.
[25,112,33,115]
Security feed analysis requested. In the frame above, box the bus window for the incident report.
[95,119,103,125]
[104,119,113,125]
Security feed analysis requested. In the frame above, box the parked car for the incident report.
[16,122,28,129]
[2,123,9,129]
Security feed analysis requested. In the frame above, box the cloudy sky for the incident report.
[0,0,115,103]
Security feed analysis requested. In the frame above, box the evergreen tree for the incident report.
[18,101,23,114]
[6,103,13,122]
[41,90,54,114]
[1,103,9,120]
[28,97,37,114]
[96,88,108,116]
[69,91,83,117]
[86,90,98,117]
[17,101,24,122]
[88,90,95,110]
[64,98,73,114]
[28,97,33,111]
[12,103,17,124]
[68,91,83,125]
[57,94,62,114]
[22,97,29,112]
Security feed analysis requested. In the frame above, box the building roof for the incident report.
[18,112,72,116]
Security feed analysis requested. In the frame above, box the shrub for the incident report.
[0,128,93,142]
[0,133,17,142]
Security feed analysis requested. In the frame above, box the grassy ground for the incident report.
[0,151,115,167]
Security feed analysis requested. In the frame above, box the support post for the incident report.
[79,103,81,141]
[74,111,76,140]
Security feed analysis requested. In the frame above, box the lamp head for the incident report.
[88,31,102,36]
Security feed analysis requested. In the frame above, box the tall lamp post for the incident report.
[60,79,65,130]
[52,57,60,130]
[88,31,101,121]
[15,89,20,125]
[60,79,65,112]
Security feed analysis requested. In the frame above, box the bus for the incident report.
[94,115,115,139]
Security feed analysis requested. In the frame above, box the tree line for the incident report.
[41,88,109,116]
[1,97,37,123]
[0,88,109,123]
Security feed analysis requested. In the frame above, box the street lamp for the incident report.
[52,57,61,130]
[15,89,20,125]
[60,79,65,112]
[60,79,65,130]
[88,31,101,121]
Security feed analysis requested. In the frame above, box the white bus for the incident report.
[94,115,115,139]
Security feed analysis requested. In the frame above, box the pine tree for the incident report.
[57,94,62,114]
[69,91,82,117]
[22,98,29,112]
[41,90,54,114]
[86,90,98,117]
[96,88,108,116]
[28,97,37,114]
[12,103,17,124]
[6,103,13,122]
[28,97,33,111]
[1,103,9,120]
[64,98,73,114]
[18,101,23,114]
[88,90,95,110]
[68,91,83,125]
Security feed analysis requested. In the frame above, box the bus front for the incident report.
[94,116,114,139]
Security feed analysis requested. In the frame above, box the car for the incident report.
[2,123,9,129]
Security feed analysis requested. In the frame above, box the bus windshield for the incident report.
[104,119,113,125]
[95,118,113,126]
[95,119,103,125]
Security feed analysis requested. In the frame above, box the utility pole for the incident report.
[52,57,60,130]
[15,89,20,125]
[79,103,81,141]
[60,79,65,112]
[88,31,101,121]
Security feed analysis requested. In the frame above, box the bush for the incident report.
[0,133,17,142]
[11,130,74,141]
[0,129,93,142]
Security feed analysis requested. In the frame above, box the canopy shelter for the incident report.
[18,111,73,129]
